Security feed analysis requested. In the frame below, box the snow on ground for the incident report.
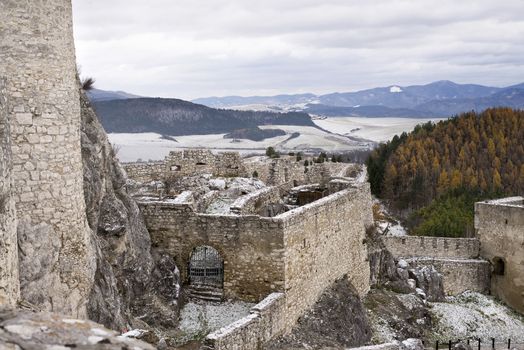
[176,301,254,344]
[373,198,408,236]
[108,125,371,162]
[313,117,447,143]
[429,291,524,342]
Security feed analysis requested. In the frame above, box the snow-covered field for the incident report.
[175,300,254,344]
[108,125,371,162]
[107,117,448,162]
[314,116,447,142]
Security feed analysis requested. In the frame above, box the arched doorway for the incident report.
[188,246,224,288]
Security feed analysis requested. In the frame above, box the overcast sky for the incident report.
[72,0,524,100]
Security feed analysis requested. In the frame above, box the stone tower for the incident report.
[0,77,19,307]
[0,0,95,317]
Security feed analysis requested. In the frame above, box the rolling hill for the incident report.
[92,97,315,138]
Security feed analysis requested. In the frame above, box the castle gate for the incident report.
[188,246,224,287]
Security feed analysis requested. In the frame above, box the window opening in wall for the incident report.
[171,165,181,171]
[493,257,505,276]
[188,245,224,288]
[196,162,207,166]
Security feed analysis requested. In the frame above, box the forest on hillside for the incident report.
[93,97,315,137]
[367,108,524,237]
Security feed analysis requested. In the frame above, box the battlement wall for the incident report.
[383,236,480,259]
[406,257,490,295]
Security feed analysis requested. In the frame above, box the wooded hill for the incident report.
[93,97,315,138]
[367,108,524,236]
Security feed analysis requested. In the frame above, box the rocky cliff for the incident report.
[0,78,18,307]
[81,89,180,332]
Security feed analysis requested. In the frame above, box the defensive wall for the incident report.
[383,236,480,259]
[140,181,372,333]
[383,236,490,295]
[0,0,94,316]
[406,257,490,295]
[475,197,524,314]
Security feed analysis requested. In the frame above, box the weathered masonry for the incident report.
[0,0,94,316]
[475,197,524,314]
[123,150,342,188]
[383,236,490,295]
[140,181,372,332]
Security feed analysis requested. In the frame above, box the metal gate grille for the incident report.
[189,246,224,287]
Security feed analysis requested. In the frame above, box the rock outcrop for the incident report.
[265,276,372,349]
[0,308,154,349]
[80,90,180,331]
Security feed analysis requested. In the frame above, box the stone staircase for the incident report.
[187,284,224,302]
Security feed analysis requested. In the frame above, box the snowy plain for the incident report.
[108,117,446,162]
[313,116,447,142]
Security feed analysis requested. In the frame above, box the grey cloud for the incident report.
[72,0,524,99]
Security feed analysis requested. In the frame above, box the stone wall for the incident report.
[139,182,372,314]
[280,183,372,329]
[140,201,286,302]
[0,77,19,307]
[122,161,165,183]
[230,186,281,215]
[165,149,247,178]
[475,197,524,313]
[202,293,287,350]
[0,0,95,317]
[123,150,248,183]
[406,258,490,295]
[383,236,480,259]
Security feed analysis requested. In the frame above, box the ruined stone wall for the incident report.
[202,293,287,350]
[475,197,524,313]
[164,149,247,179]
[264,158,331,187]
[383,236,480,259]
[230,186,281,215]
[123,150,247,183]
[0,0,95,317]
[122,161,165,183]
[215,152,247,177]
[280,183,372,329]
[140,202,286,301]
[406,258,490,295]
[0,77,19,307]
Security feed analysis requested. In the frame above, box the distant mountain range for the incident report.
[87,89,142,102]
[92,97,315,139]
[192,80,524,117]
[88,80,524,140]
